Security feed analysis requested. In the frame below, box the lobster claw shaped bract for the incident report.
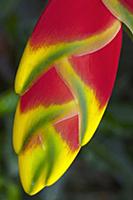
[13,0,123,195]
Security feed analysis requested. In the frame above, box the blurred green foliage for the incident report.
[0,0,133,200]
[0,92,18,115]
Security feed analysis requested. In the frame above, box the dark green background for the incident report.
[0,0,133,199]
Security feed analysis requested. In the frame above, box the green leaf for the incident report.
[0,91,18,115]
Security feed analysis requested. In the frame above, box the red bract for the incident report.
[30,0,117,47]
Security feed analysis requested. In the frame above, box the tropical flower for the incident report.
[13,0,133,195]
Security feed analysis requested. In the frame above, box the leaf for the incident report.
[0,91,18,115]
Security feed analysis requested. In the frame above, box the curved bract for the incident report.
[102,0,133,33]
[13,0,122,195]
[15,0,121,94]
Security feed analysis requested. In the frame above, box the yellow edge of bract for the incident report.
[82,104,107,146]
[102,0,133,34]
[15,20,121,95]
[19,124,80,195]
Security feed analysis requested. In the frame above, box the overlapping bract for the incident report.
[13,0,133,195]
[102,0,133,33]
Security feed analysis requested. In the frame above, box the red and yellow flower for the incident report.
[13,0,133,195]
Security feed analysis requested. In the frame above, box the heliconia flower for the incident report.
[13,0,132,195]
